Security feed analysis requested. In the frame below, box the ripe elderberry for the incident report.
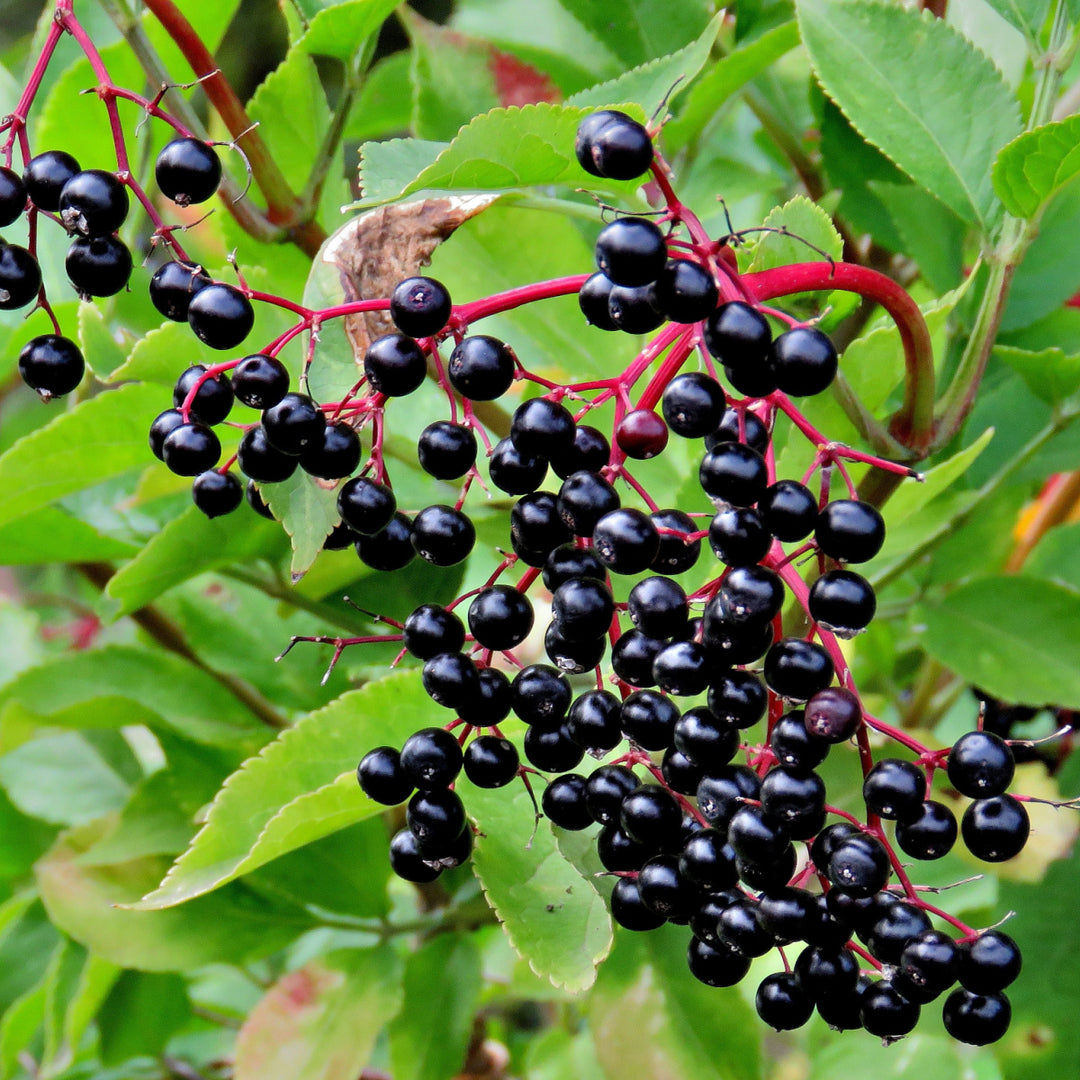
[155,138,222,205]
[66,235,131,298]
[191,469,243,518]
[390,276,452,338]
[187,283,254,350]
[0,166,26,226]
[232,354,290,410]
[575,110,654,180]
[58,169,128,237]
[23,150,80,212]
[150,261,211,322]
[18,335,84,399]
[0,243,41,309]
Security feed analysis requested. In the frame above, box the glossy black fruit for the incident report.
[191,469,243,518]
[18,334,84,399]
[24,150,80,212]
[66,235,130,297]
[149,261,211,321]
[187,283,254,350]
[390,275,452,338]
[155,138,222,205]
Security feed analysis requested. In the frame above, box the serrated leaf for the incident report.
[260,469,342,579]
[105,505,285,616]
[106,320,225,385]
[993,115,1080,221]
[995,344,1080,404]
[743,194,843,273]
[919,576,1080,707]
[797,0,1022,229]
[350,103,646,209]
[566,11,723,115]
[134,670,432,909]
[357,138,449,203]
[0,383,162,529]
[389,936,482,1080]
[234,947,402,1080]
[36,818,312,972]
[461,777,613,993]
[297,0,399,64]
[665,21,802,150]
[588,924,761,1080]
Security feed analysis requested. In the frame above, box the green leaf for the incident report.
[981,0,1050,39]
[0,645,269,751]
[588,924,762,1080]
[106,320,228,385]
[743,194,844,273]
[35,818,313,971]
[526,1028,607,1080]
[233,947,403,1080]
[0,971,48,1080]
[58,954,120,1072]
[1024,521,1080,591]
[0,788,56,884]
[809,1033,1001,1080]
[0,506,137,565]
[105,505,285,616]
[260,469,342,580]
[133,670,432,909]
[97,972,188,1066]
[664,21,802,150]
[566,12,723,115]
[993,115,1080,221]
[461,776,613,992]
[0,383,163,529]
[77,303,131,381]
[995,344,1080,405]
[357,138,449,203]
[797,0,1021,228]
[247,46,330,193]
[297,0,400,64]
[919,576,1080,707]
[351,103,646,209]
[389,936,482,1080]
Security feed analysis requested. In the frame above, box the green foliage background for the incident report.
[0,1,1079,1078]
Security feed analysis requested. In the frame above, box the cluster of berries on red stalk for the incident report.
[7,26,1064,1047]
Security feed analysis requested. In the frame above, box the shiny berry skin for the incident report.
[578,272,618,330]
[364,333,427,397]
[637,854,699,920]
[593,507,660,574]
[707,505,771,566]
[323,522,355,551]
[420,652,479,711]
[584,764,639,826]
[942,989,1011,1045]
[958,930,1021,993]
[962,795,1030,862]
[461,667,512,727]
[511,664,571,728]
[549,424,610,479]
[575,110,653,180]
[727,804,791,864]
[388,827,441,883]
[245,480,275,519]
[627,576,688,639]
[662,371,726,437]
[828,833,891,898]
[679,828,739,891]
[301,422,361,479]
[652,640,709,697]
[649,508,701,574]
[770,710,829,774]
[23,150,80,212]
[0,166,26,226]
[447,334,515,400]
[718,897,776,956]
[768,326,838,396]
[468,585,534,651]
[815,499,886,563]
[860,981,920,1039]
[615,409,668,459]
[149,409,185,461]
[511,491,572,560]
[758,479,817,541]
[544,621,606,674]
[417,421,477,480]
[764,638,835,700]
[687,935,752,987]
[808,569,877,634]
[895,799,958,860]
[355,511,415,571]
[620,689,680,751]
[149,261,211,322]
[707,407,770,455]
[595,217,667,287]
[552,576,614,641]
[608,281,665,333]
[597,822,652,871]
[488,437,547,495]
[338,477,396,534]
[262,393,325,455]
[673,707,738,770]
[542,773,592,830]
[542,544,605,592]
[760,768,826,839]
[947,730,1015,797]
[699,441,767,506]
[724,360,778,398]
[237,425,298,483]
[162,422,221,476]
[717,565,785,630]
[407,787,467,856]
[566,689,622,753]
[18,334,84,399]
[609,628,662,687]
[463,735,519,788]
[191,469,243,517]
[403,604,465,661]
[803,685,861,741]
[896,929,959,1002]
[411,504,475,565]
[695,766,760,829]
[557,471,620,535]
[611,877,667,931]
[619,784,683,848]
[756,972,814,1031]
[511,397,575,458]
[863,758,927,822]
[155,138,222,205]
[0,243,41,309]
[708,670,768,728]
[390,275,452,338]
[703,301,771,366]
[232,353,289,410]
[66,235,130,298]
[655,258,718,323]
[174,364,234,425]
[524,723,584,772]
[58,169,129,237]
[357,746,413,805]
[187,283,254,350]
[867,900,934,965]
